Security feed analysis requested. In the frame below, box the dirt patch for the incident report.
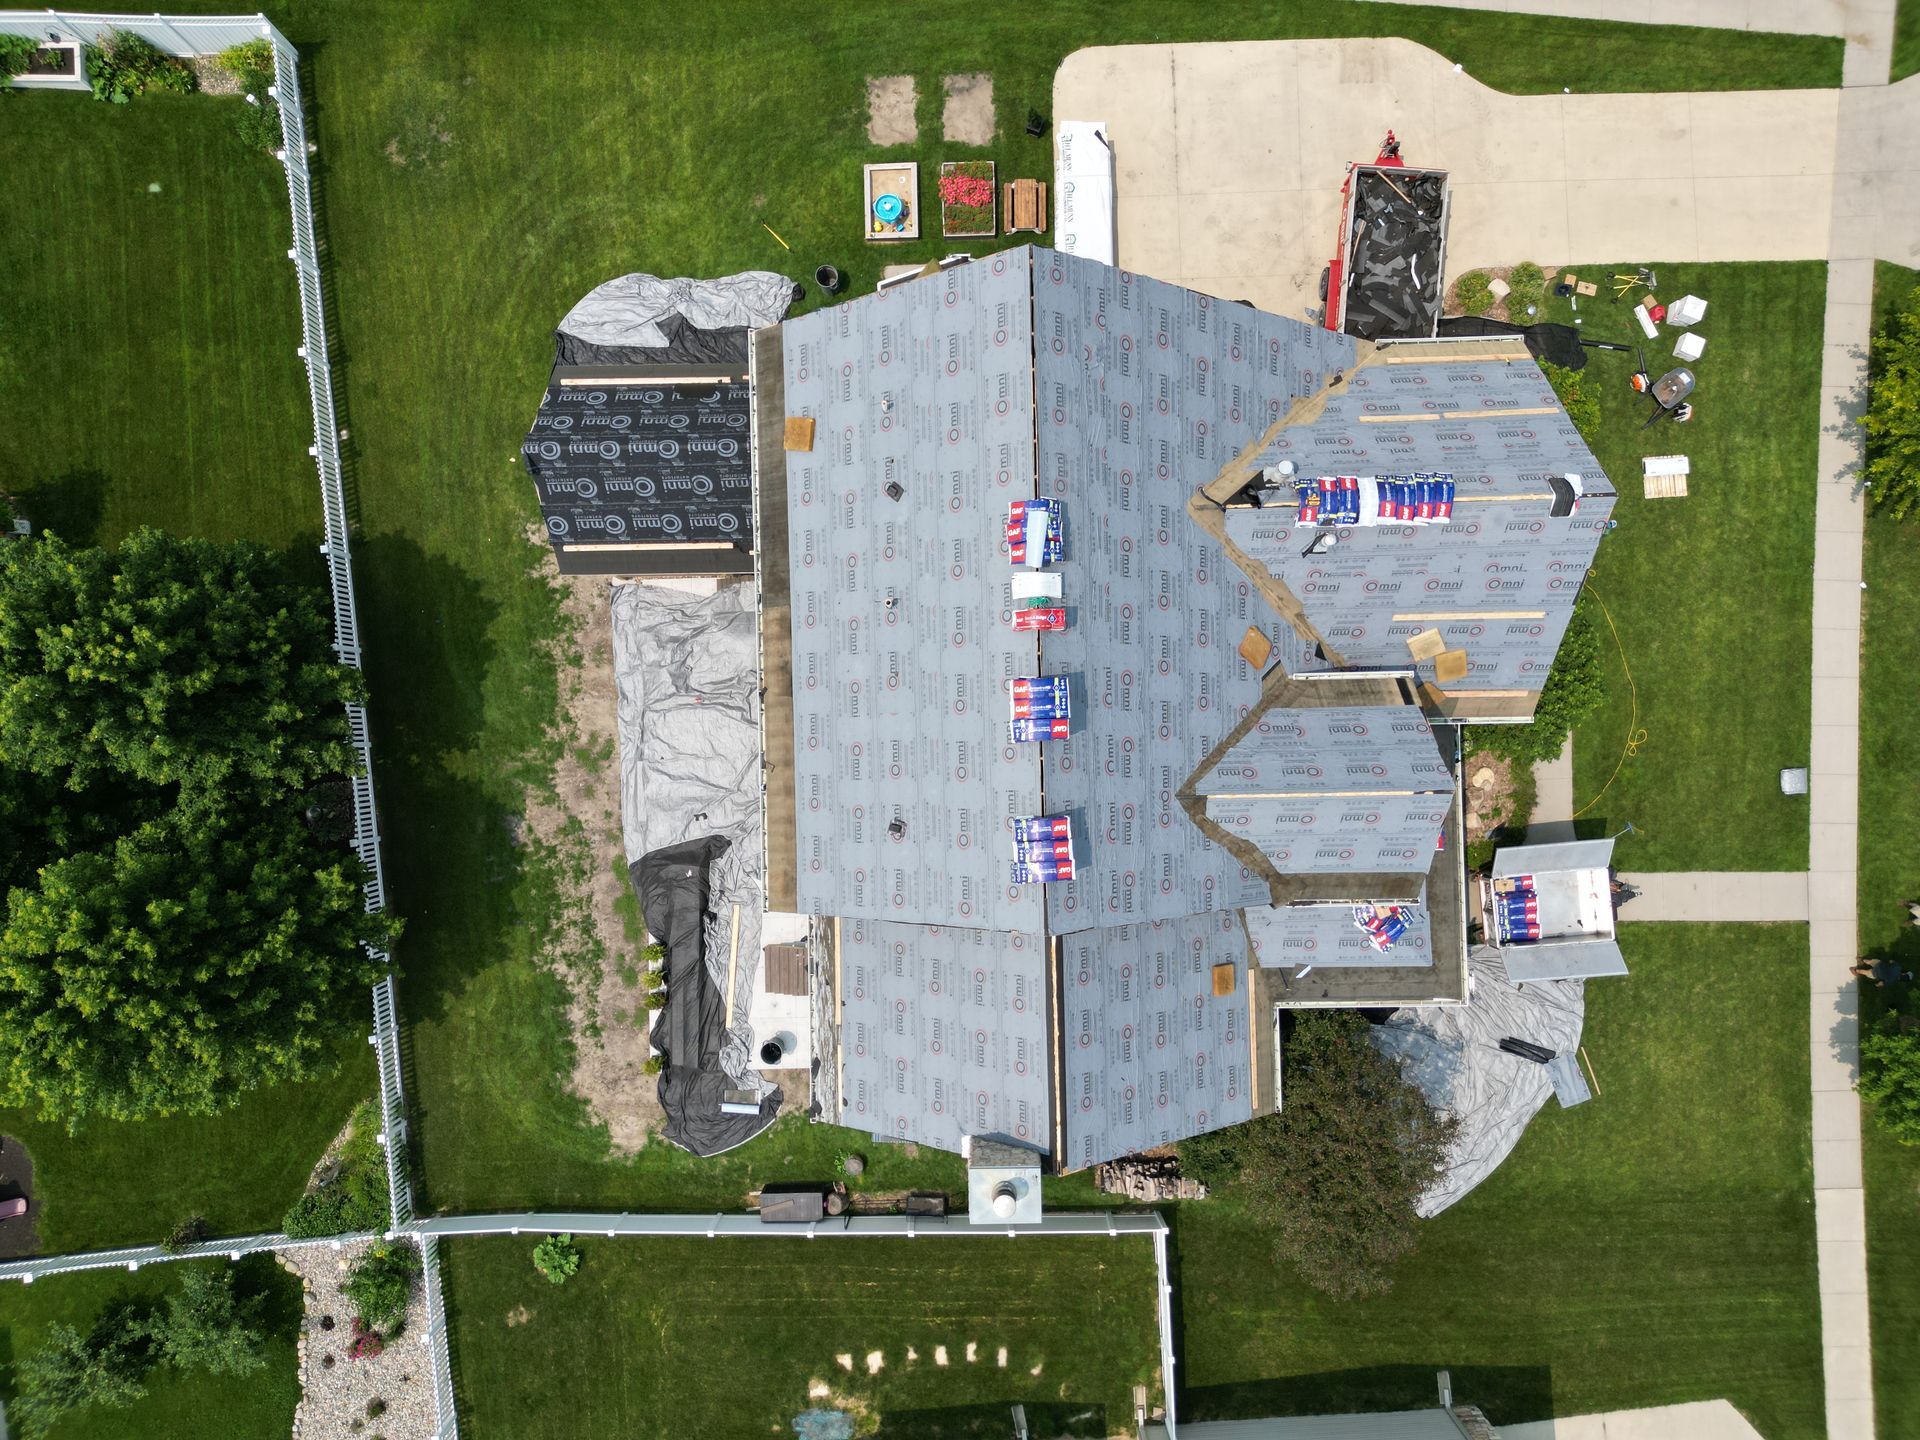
[0,1137,40,1259]
[186,55,242,96]
[942,73,994,145]
[1464,752,1524,845]
[505,1304,533,1327]
[522,545,663,1153]
[867,75,918,146]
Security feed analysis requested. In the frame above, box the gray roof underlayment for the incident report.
[836,919,1052,1153]
[774,252,1611,1162]
[1220,348,1615,703]
[781,250,1044,933]
[1244,899,1436,970]
[1029,253,1358,934]
[1058,911,1255,1171]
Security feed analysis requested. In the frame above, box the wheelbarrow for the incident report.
[1639,366,1695,428]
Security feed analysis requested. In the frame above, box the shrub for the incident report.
[532,1233,581,1285]
[640,941,666,967]
[367,1398,388,1419]
[85,30,196,103]
[343,1242,420,1333]
[1865,278,1920,520]
[1468,596,1605,768]
[1454,271,1493,316]
[1540,361,1600,442]
[1506,261,1547,314]
[639,989,662,1012]
[0,33,36,82]
[1860,1022,1920,1143]
[283,1099,391,1237]
[215,39,282,155]
[347,1318,384,1361]
[643,1055,665,1076]
[159,1213,209,1254]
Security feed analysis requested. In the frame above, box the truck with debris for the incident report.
[1320,133,1452,342]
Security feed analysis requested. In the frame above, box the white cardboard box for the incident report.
[1673,332,1706,362]
[1667,294,1708,327]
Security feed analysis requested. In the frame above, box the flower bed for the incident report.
[939,160,996,238]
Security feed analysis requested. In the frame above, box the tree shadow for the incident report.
[12,468,110,547]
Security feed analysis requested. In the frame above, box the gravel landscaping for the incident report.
[283,1239,435,1440]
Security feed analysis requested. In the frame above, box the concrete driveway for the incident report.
[1053,39,1842,317]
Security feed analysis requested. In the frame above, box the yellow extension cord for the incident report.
[1569,584,1649,821]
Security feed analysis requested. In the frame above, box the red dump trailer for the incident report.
[1320,133,1452,342]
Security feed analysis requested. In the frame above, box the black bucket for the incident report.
[814,264,842,295]
[760,1038,785,1065]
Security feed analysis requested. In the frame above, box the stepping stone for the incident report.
[867,75,917,146]
[942,72,994,145]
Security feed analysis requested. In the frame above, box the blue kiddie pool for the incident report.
[872,193,905,223]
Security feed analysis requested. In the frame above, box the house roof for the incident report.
[1210,345,1615,710]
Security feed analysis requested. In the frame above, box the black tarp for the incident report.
[1436,315,1588,370]
[631,836,781,1156]
[554,315,749,368]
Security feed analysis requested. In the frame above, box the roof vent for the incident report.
[888,819,907,839]
[884,480,905,502]
[1546,474,1582,518]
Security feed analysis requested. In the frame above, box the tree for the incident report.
[0,799,394,1122]
[12,1312,149,1436]
[156,1266,268,1377]
[0,529,395,1125]
[1865,279,1920,520]
[1860,1023,1920,1143]
[1180,1011,1456,1300]
[0,529,360,795]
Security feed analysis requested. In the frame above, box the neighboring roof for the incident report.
[524,370,755,550]
[782,250,1045,933]
[836,920,1051,1153]
[1028,250,1357,935]
[1244,900,1435,970]
[1216,345,1615,707]
[1058,911,1255,1170]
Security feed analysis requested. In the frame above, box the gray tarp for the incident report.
[610,581,769,1101]
[1372,949,1585,1216]
[558,271,795,353]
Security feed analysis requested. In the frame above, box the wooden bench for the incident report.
[1003,178,1048,234]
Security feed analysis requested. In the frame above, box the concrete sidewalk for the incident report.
[1614,872,1811,922]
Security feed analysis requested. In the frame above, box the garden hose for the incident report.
[1570,584,1648,820]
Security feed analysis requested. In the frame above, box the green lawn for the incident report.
[1860,260,1920,1440]
[1539,263,1825,871]
[0,91,376,1251]
[1173,924,1821,1438]
[1895,1,1920,82]
[443,1234,1159,1438]
[0,1255,303,1439]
